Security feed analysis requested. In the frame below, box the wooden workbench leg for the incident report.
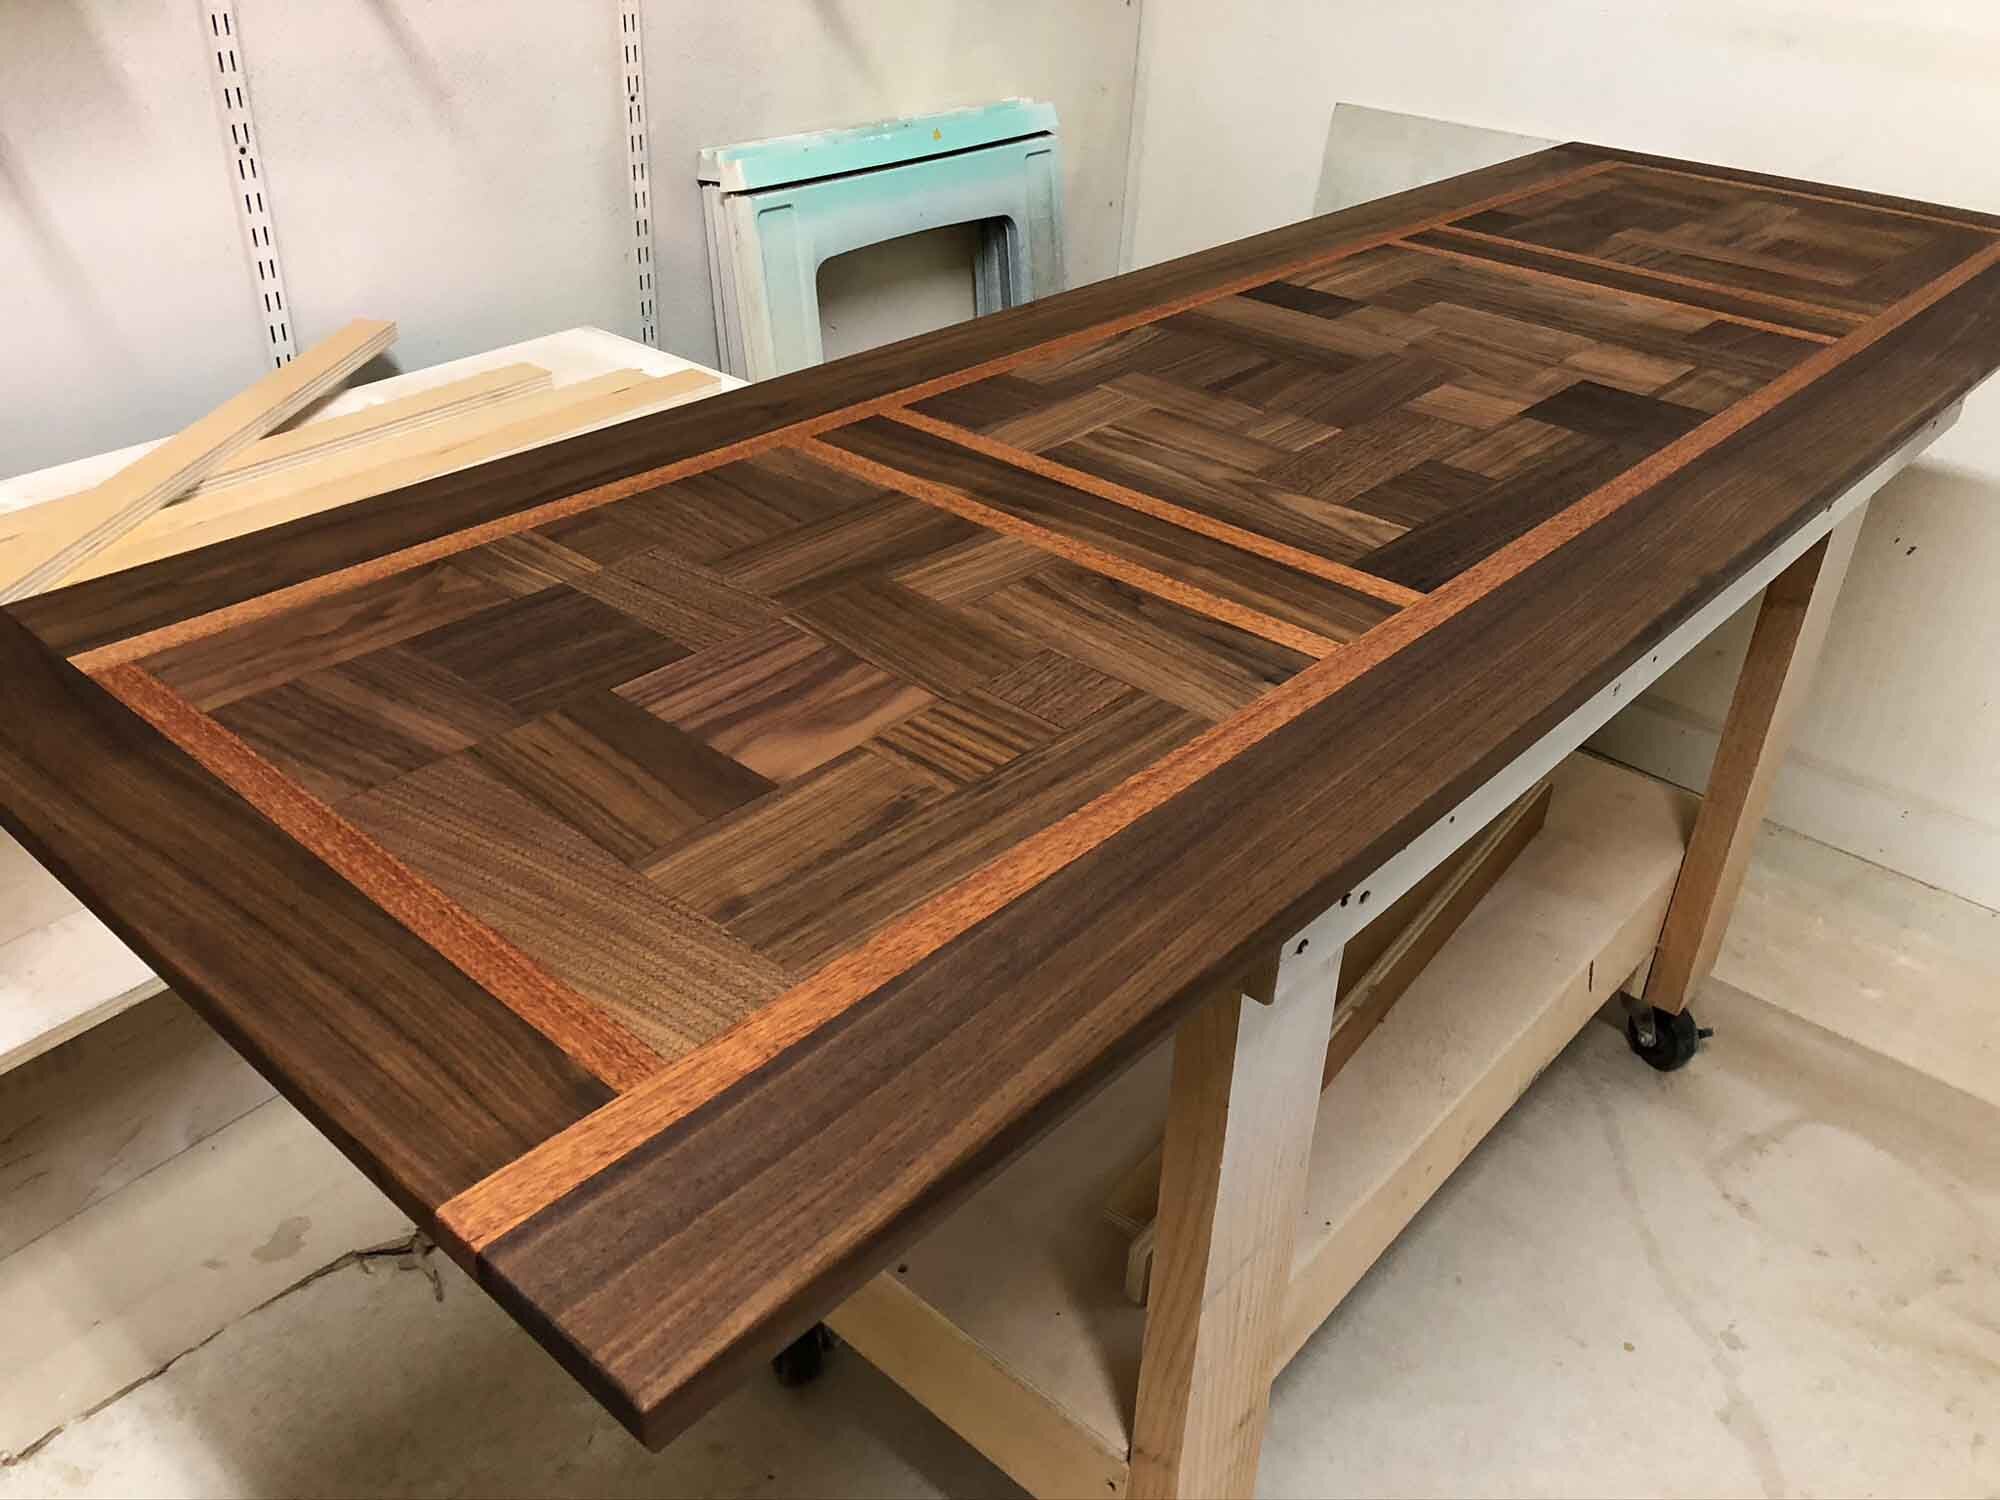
[1644,506,1867,1016]
[1128,935,1340,1499]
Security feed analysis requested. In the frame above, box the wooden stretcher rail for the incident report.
[4,144,1998,1453]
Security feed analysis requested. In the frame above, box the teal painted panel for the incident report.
[698,99,1058,192]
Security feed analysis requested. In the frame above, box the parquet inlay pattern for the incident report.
[7,144,1998,1449]
[111,167,1947,1051]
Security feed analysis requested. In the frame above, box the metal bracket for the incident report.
[1281,402,1963,961]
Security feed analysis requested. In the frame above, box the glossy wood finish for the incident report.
[0,616,612,1219]
[13,147,1609,660]
[4,146,1998,1450]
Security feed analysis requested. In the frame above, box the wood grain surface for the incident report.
[0,616,611,1218]
[5,145,1998,1449]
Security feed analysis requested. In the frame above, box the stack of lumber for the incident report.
[0,322,719,601]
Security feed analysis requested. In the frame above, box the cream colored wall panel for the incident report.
[1592,461,2000,908]
[1312,103,1554,215]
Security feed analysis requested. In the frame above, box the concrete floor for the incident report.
[2,825,1996,1498]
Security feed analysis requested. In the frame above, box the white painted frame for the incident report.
[1293,404,1962,958]
[700,113,1066,381]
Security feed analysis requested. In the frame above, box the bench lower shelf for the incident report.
[828,751,1696,1498]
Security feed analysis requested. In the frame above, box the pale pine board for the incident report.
[55,369,720,584]
[0,318,395,602]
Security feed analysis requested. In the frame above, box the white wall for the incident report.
[817,224,981,365]
[1127,0,2000,909]
[241,0,639,379]
[0,1,273,474]
[3,1,1142,474]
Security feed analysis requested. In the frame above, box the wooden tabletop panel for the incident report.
[6,144,1999,1446]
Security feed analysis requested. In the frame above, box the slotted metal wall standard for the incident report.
[194,3,665,370]
[202,0,296,366]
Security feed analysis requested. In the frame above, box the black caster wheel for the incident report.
[771,1323,834,1387]
[1626,1005,1712,1072]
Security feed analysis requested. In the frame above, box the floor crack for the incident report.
[0,1231,436,1468]
[1591,1078,1789,1499]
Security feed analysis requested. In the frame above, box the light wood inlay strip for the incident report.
[0,364,552,556]
[1426,225,1869,328]
[794,437,1344,658]
[437,234,2000,1255]
[882,408,1428,608]
[193,363,555,493]
[93,665,663,1092]
[71,161,1622,672]
[1395,236,1842,344]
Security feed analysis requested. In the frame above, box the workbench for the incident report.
[4,144,1997,1498]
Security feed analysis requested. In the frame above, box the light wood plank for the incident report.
[0,318,396,602]
[56,369,718,583]
[1321,778,1552,1086]
[0,366,552,571]
[1128,940,1339,1500]
[0,910,162,1075]
[1643,505,1865,1015]
[68,370,644,563]
[1280,756,1693,1366]
[826,1273,1129,1499]
[0,366,550,550]
[1113,779,1554,1309]
[190,362,552,494]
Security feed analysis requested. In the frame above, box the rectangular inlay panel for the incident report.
[6,144,1998,1451]
[115,422,1336,1037]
